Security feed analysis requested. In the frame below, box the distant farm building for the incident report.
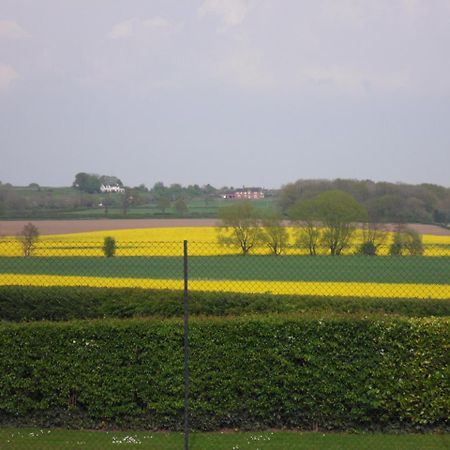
[100,184,125,193]
[223,187,265,200]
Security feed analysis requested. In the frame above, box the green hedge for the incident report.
[1,285,449,322]
[0,315,448,431]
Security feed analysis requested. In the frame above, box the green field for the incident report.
[0,429,448,450]
[0,188,275,219]
[62,198,275,218]
[1,255,450,284]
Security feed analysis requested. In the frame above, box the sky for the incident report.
[1,0,450,189]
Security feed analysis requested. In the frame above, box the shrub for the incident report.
[102,236,116,258]
[359,241,377,256]
[0,316,448,430]
[0,286,449,322]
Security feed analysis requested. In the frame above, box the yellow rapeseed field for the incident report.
[1,226,449,256]
[1,273,449,299]
[0,226,449,297]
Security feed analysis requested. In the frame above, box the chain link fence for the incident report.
[0,237,449,450]
[0,238,449,299]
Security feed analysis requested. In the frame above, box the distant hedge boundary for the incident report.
[1,285,449,322]
[0,316,448,431]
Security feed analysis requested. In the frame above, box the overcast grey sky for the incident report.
[1,0,449,188]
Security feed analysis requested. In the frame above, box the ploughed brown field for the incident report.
[0,219,220,236]
[0,219,449,236]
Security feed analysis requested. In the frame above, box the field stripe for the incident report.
[1,274,449,299]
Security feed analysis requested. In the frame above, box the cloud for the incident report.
[401,0,421,16]
[297,65,409,94]
[215,47,272,89]
[0,20,29,39]
[108,17,172,39]
[322,0,429,26]
[199,0,249,27]
[0,64,19,91]
[109,19,134,39]
[142,17,170,29]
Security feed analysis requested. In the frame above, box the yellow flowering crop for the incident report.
[0,273,449,299]
[1,226,449,256]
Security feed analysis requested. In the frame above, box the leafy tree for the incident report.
[72,173,101,193]
[156,195,171,214]
[315,191,367,256]
[135,183,148,192]
[168,183,184,201]
[278,182,303,213]
[289,198,322,256]
[174,198,188,217]
[18,222,39,257]
[217,202,262,255]
[151,182,168,198]
[186,184,202,197]
[28,183,40,191]
[389,226,424,256]
[99,175,123,187]
[102,237,116,257]
[260,209,289,255]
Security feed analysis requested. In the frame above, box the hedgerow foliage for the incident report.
[0,286,449,322]
[0,316,448,431]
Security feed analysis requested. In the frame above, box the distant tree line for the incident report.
[1,176,449,224]
[278,179,450,225]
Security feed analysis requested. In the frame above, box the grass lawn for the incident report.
[0,429,448,450]
[1,255,449,284]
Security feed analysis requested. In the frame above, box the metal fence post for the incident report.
[183,240,189,450]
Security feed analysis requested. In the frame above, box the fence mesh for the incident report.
[0,238,449,299]
[0,237,449,450]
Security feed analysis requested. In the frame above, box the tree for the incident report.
[174,198,188,217]
[99,175,123,187]
[289,198,322,256]
[217,202,262,255]
[28,183,40,191]
[100,196,112,215]
[315,191,367,256]
[358,217,388,256]
[103,236,116,257]
[151,181,168,198]
[260,209,289,255]
[168,183,184,201]
[72,173,101,193]
[135,183,148,192]
[18,222,39,257]
[121,189,133,215]
[389,226,424,256]
[156,196,171,214]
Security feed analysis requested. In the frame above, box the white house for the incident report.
[222,187,265,200]
[100,184,125,193]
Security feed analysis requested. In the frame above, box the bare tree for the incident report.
[359,219,389,255]
[217,202,262,255]
[260,209,289,255]
[389,225,424,256]
[289,198,321,256]
[18,222,39,257]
